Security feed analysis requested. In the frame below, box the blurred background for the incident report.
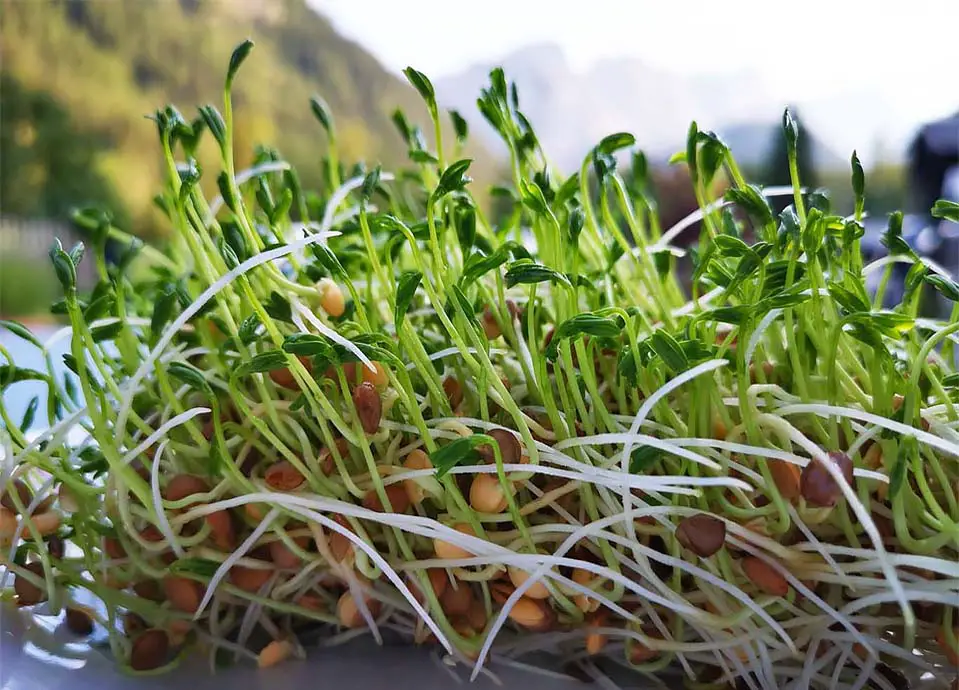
[1,0,958,343]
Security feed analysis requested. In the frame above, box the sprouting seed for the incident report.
[362,484,410,514]
[269,535,310,569]
[65,606,95,636]
[1,480,33,514]
[408,568,448,605]
[264,460,305,491]
[317,278,345,317]
[443,376,464,409]
[440,579,474,616]
[675,513,726,557]
[469,473,511,513]
[800,451,854,508]
[258,639,295,669]
[506,597,552,630]
[402,449,433,505]
[337,591,381,628]
[482,306,502,340]
[14,562,47,606]
[130,629,170,672]
[319,437,350,476]
[352,382,382,434]
[741,556,789,597]
[163,474,208,505]
[230,548,274,592]
[433,523,476,560]
[507,566,550,600]
[162,576,204,614]
[362,361,390,389]
[769,460,801,502]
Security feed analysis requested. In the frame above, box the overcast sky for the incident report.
[313,0,959,157]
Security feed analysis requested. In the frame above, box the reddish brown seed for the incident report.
[130,629,170,672]
[742,557,790,597]
[443,377,464,409]
[264,461,305,491]
[479,428,522,465]
[205,510,236,551]
[133,580,163,602]
[163,474,208,505]
[490,581,515,605]
[269,536,310,569]
[353,382,382,435]
[482,306,502,340]
[801,451,854,508]
[1,479,33,513]
[14,562,47,605]
[319,438,350,476]
[466,600,488,632]
[769,460,801,501]
[230,549,274,592]
[362,484,410,514]
[139,525,164,543]
[162,576,204,614]
[409,568,448,605]
[440,581,474,616]
[124,612,148,636]
[47,535,65,560]
[65,607,94,635]
[103,536,126,559]
[269,355,313,391]
[506,300,522,321]
[675,514,726,558]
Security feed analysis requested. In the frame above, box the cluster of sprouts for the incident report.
[2,40,959,690]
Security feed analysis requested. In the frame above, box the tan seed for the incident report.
[470,474,510,513]
[26,511,61,538]
[0,507,17,539]
[162,576,204,614]
[585,611,609,656]
[318,278,345,317]
[65,606,94,636]
[402,449,433,505]
[258,639,295,669]
[230,550,274,593]
[742,556,789,597]
[15,562,47,605]
[205,510,236,550]
[409,568,448,605]
[130,629,169,672]
[443,377,464,409]
[353,382,382,434]
[507,597,550,630]
[264,460,305,491]
[1,479,33,513]
[337,591,381,628]
[361,362,390,389]
[440,580,473,616]
[433,523,476,560]
[508,567,550,599]
[57,484,80,514]
[769,460,801,501]
[675,513,726,558]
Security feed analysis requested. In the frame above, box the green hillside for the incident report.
[0,0,483,238]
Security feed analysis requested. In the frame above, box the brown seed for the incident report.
[443,377,464,409]
[507,597,551,630]
[139,524,164,543]
[230,551,274,593]
[1,479,33,513]
[269,355,313,391]
[572,568,599,613]
[507,567,550,600]
[361,362,390,389]
[440,581,474,616]
[402,449,433,505]
[801,451,854,508]
[490,581,515,605]
[466,599,488,632]
[65,606,94,635]
[269,535,310,569]
[130,629,170,672]
[479,428,522,466]
[362,484,410,514]
[675,514,726,558]
[470,474,510,513]
[319,438,350,476]
[629,640,659,664]
[25,511,61,537]
[163,576,204,614]
[742,556,789,597]
[769,460,801,501]
[102,536,125,560]
[0,507,17,538]
[47,535,65,560]
[408,568,448,605]
[482,306,502,340]
[265,460,305,491]
[296,593,325,612]
[353,382,382,435]
[14,562,47,605]
[163,474,208,505]
[433,523,477,560]
[124,611,147,636]
[205,510,236,550]
[133,580,163,602]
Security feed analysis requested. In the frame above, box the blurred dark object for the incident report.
[908,111,959,213]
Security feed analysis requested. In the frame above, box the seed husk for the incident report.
[742,556,790,597]
[433,523,477,560]
[1,479,33,513]
[585,610,609,655]
[490,581,515,605]
[47,534,65,560]
[65,606,95,635]
[443,376,464,409]
[264,460,305,491]
[362,483,410,514]
[801,451,855,508]
[133,579,163,602]
[408,568,448,605]
[15,562,47,605]
[319,438,350,476]
[163,474,208,504]
[130,629,170,672]
[353,381,382,434]
[507,566,550,599]
[675,513,726,557]
[466,599,488,632]
[103,536,126,559]
[482,306,502,340]
[440,580,474,616]
[478,428,522,466]
[163,576,204,614]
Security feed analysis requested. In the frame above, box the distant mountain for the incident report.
[435,43,850,174]
[1,0,486,237]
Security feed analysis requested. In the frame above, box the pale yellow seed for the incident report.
[433,523,476,560]
[362,362,390,389]
[318,278,345,317]
[258,639,295,669]
[586,631,607,655]
[469,474,509,514]
[403,450,432,505]
[508,567,550,600]
[507,597,547,629]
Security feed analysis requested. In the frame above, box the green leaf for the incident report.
[450,285,480,332]
[264,291,294,324]
[697,132,727,184]
[932,199,959,222]
[924,274,959,302]
[234,351,289,378]
[197,105,227,149]
[881,211,912,256]
[889,437,915,499]
[19,396,38,432]
[545,313,624,361]
[801,208,825,255]
[828,283,871,314]
[361,166,381,203]
[90,322,123,342]
[596,132,635,156]
[568,207,585,248]
[226,39,254,87]
[555,173,580,207]
[83,290,116,322]
[49,240,76,291]
[504,261,572,289]
[942,373,959,388]
[168,361,213,397]
[851,151,865,205]
[714,234,750,257]
[151,286,178,339]
[311,244,347,281]
[434,159,473,199]
[629,446,660,474]
[758,292,810,310]
[170,557,221,578]
[519,178,550,216]
[1,320,43,349]
[394,270,423,330]
[685,122,699,182]
[701,305,752,325]
[449,109,469,142]
[310,95,334,133]
[782,108,799,152]
[238,314,261,345]
[430,434,491,478]
[403,67,437,115]
[455,204,477,253]
[282,334,332,357]
[77,447,108,476]
[461,246,512,287]
[724,185,773,226]
[650,331,689,372]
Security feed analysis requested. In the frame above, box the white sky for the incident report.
[313,0,959,157]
